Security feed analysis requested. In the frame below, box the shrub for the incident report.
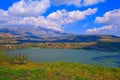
[0,50,28,65]
[0,50,9,64]
[9,54,28,65]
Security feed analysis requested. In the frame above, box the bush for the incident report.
[9,54,28,65]
[0,50,28,65]
[0,50,9,64]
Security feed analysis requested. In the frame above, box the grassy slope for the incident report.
[0,62,120,80]
[0,50,120,80]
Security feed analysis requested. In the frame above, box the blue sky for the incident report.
[0,0,120,36]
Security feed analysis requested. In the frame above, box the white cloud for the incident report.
[86,25,120,36]
[51,0,105,7]
[0,9,9,22]
[0,7,97,31]
[95,9,120,23]
[0,0,98,31]
[17,8,97,31]
[86,25,113,32]
[51,0,81,7]
[8,0,50,17]
[83,0,105,6]
[47,8,97,24]
[87,9,120,36]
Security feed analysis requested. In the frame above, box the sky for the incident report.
[0,0,120,36]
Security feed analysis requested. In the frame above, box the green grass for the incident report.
[0,50,120,80]
[0,62,120,80]
[0,50,28,65]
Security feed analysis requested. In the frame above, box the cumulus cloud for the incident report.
[0,9,9,23]
[86,25,113,32]
[44,8,97,30]
[51,0,105,7]
[87,9,120,36]
[51,0,81,7]
[95,9,120,23]
[47,8,97,24]
[83,0,105,6]
[8,0,50,17]
[0,7,97,31]
[0,0,98,31]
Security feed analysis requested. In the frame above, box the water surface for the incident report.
[7,49,120,68]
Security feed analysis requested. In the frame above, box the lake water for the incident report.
[7,48,120,68]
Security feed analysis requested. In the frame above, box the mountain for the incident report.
[0,27,120,43]
[56,35,120,42]
[0,27,69,41]
[0,27,119,51]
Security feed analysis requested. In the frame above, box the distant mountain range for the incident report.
[56,35,120,42]
[0,27,68,41]
[0,27,120,43]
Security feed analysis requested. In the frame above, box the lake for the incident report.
[7,48,120,68]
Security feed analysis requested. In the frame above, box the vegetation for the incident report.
[0,50,120,80]
[0,50,28,65]
[9,54,28,65]
[0,34,120,51]
[84,42,120,51]
[0,42,120,51]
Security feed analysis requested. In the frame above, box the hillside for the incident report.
[0,27,119,51]
[0,27,68,41]
[56,35,120,42]
[0,34,17,44]
[0,26,120,42]
[1,62,120,80]
[0,51,120,80]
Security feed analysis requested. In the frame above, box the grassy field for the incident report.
[0,51,120,80]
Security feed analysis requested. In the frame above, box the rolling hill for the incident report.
[0,27,120,43]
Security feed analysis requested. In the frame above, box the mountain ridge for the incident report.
[0,27,120,43]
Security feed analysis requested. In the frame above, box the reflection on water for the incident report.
[91,54,120,67]
[91,54,120,60]
[7,49,120,68]
[115,62,120,67]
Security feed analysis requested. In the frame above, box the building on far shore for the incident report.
[4,45,12,49]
